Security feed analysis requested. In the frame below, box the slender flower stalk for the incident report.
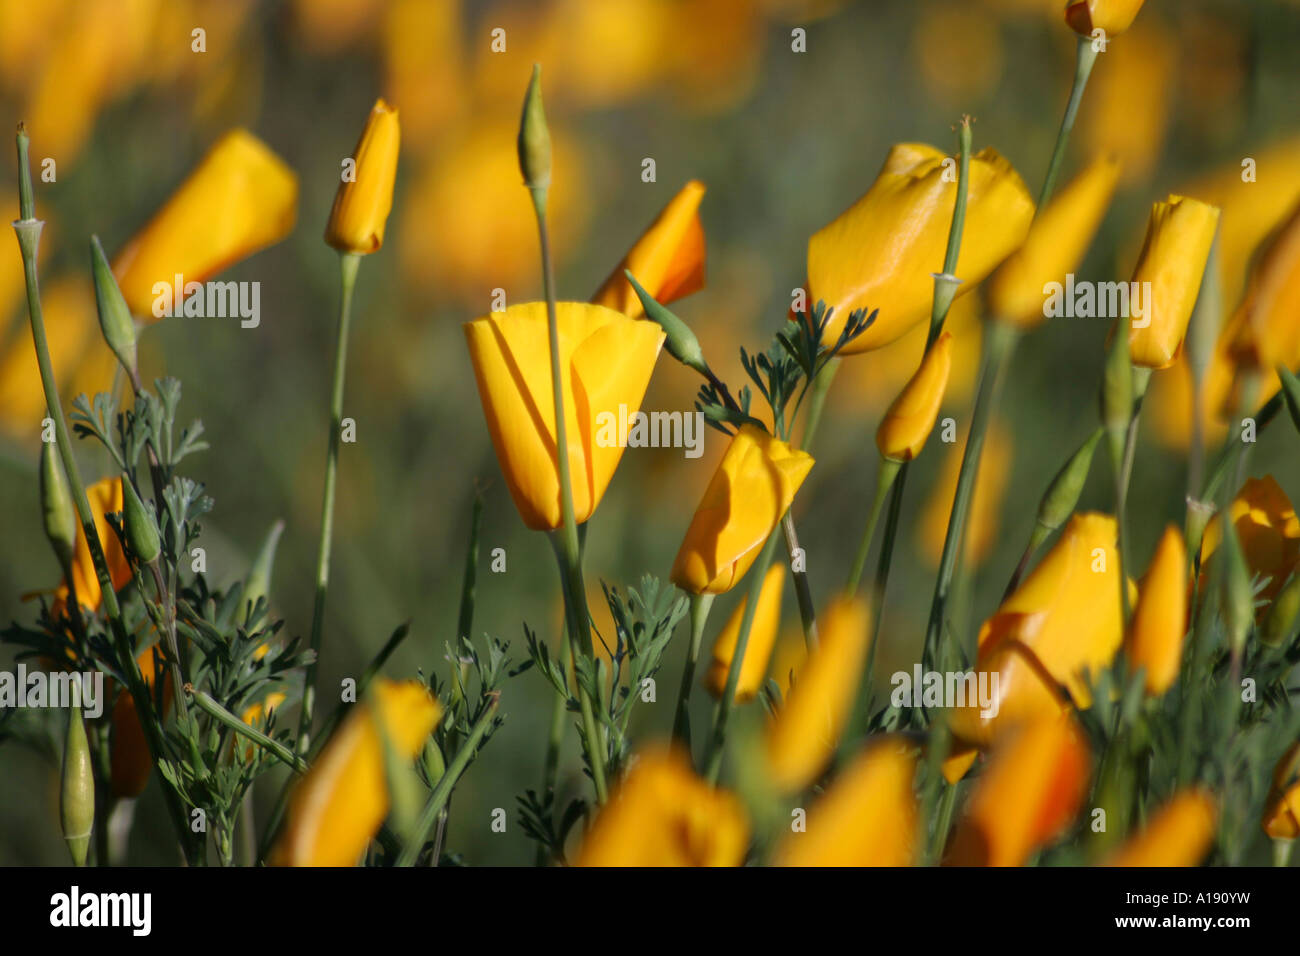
[300,250,361,752]
[12,124,196,862]
[671,592,716,743]
[703,530,783,783]
[520,65,608,802]
[1038,36,1099,210]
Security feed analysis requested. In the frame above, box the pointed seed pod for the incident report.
[121,478,161,564]
[40,440,77,570]
[90,235,138,381]
[517,64,551,193]
[61,704,94,866]
[626,270,707,374]
[1036,427,1104,536]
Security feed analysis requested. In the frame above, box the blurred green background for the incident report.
[2,0,1298,864]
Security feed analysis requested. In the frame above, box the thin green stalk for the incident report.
[13,124,196,863]
[190,689,310,773]
[397,699,498,866]
[703,530,783,783]
[530,186,608,803]
[1038,36,1100,210]
[536,624,569,867]
[781,513,818,648]
[866,464,907,695]
[299,250,362,753]
[845,457,902,595]
[923,323,1017,667]
[672,592,715,744]
[799,357,839,451]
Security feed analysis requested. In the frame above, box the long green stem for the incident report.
[781,513,818,648]
[703,530,783,783]
[190,689,309,773]
[530,188,608,803]
[396,699,498,867]
[1038,36,1099,210]
[672,592,715,744]
[299,250,361,753]
[13,125,196,863]
[536,623,569,867]
[845,457,902,595]
[923,323,1017,668]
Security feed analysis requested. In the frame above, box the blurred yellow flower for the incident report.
[112,130,299,319]
[575,745,749,866]
[768,626,807,698]
[0,278,117,441]
[775,736,917,866]
[876,331,953,462]
[464,302,664,531]
[592,180,706,318]
[1064,0,1146,37]
[1263,742,1300,840]
[399,120,590,304]
[806,142,1034,353]
[235,692,288,763]
[918,418,1012,569]
[704,564,785,702]
[951,513,1129,746]
[274,680,441,867]
[1078,20,1174,186]
[912,2,1005,107]
[1226,202,1300,373]
[1126,526,1188,697]
[325,99,401,255]
[1104,790,1217,866]
[985,155,1121,328]
[290,0,385,53]
[945,717,1090,866]
[381,0,465,150]
[1127,195,1221,369]
[1200,476,1300,615]
[765,595,871,792]
[670,424,813,594]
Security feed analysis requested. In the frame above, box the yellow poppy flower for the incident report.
[704,563,785,702]
[775,736,917,866]
[1126,526,1188,696]
[1225,202,1300,373]
[1200,476,1300,615]
[49,478,132,617]
[1104,790,1217,866]
[464,302,665,531]
[950,513,1130,746]
[670,424,813,594]
[113,129,298,319]
[985,155,1121,328]
[876,331,953,462]
[591,180,706,318]
[945,717,1090,866]
[324,98,400,254]
[765,595,871,792]
[575,745,749,866]
[110,648,171,799]
[273,680,441,866]
[1126,194,1221,369]
[805,142,1033,353]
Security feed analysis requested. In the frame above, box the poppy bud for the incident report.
[121,477,161,565]
[40,440,77,572]
[517,64,551,195]
[61,704,94,866]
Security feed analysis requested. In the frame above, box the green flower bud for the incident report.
[61,704,94,866]
[40,440,77,571]
[516,64,551,194]
[121,477,161,564]
[1262,572,1300,648]
[1035,427,1103,535]
[625,270,707,374]
[242,519,285,620]
[90,235,138,382]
